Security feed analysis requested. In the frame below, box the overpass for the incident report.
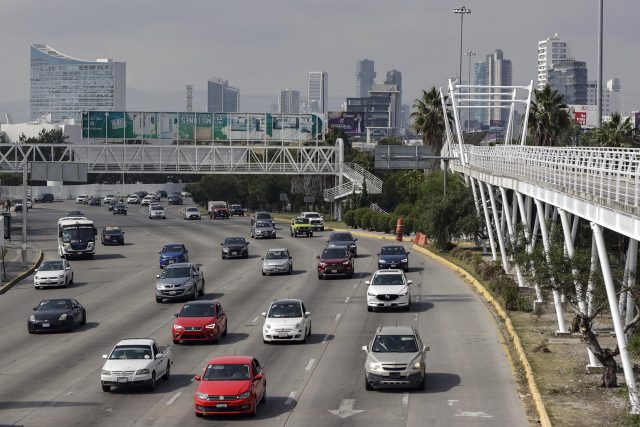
[443,79,640,412]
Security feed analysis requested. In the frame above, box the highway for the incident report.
[0,200,528,427]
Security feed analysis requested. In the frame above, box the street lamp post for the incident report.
[453,6,471,86]
[465,49,476,132]
[596,0,603,127]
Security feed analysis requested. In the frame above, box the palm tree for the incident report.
[589,112,637,148]
[527,85,572,146]
[411,87,449,156]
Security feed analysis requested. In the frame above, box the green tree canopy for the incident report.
[585,112,638,148]
[527,85,572,146]
[411,87,448,156]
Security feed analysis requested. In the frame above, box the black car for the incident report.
[102,226,125,245]
[220,237,249,259]
[27,298,86,333]
[113,203,128,215]
[88,196,102,206]
[67,210,85,218]
[156,190,168,199]
[229,204,244,217]
[135,191,148,199]
[107,200,119,211]
[327,232,358,257]
[168,194,183,205]
[35,193,54,203]
[377,245,410,271]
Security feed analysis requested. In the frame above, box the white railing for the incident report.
[369,202,388,214]
[451,144,640,209]
[324,181,361,201]
[343,163,382,193]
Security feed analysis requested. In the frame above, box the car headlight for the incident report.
[204,323,216,329]
[400,288,409,296]
[185,281,193,288]
[196,391,208,399]
[343,260,351,265]
[156,283,163,289]
[101,370,111,375]
[58,313,68,321]
[379,259,386,263]
[265,323,271,330]
[29,315,35,322]
[369,362,382,370]
[173,323,183,330]
[88,242,95,249]
[367,291,376,296]
[237,390,251,399]
[409,356,423,370]
[63,243,70,249]
[136,369,149,375]
[295,323,302,329]
[34,276,40,280]
[222,247,229,252]
[319,262,327,268]
[58,273,65,278]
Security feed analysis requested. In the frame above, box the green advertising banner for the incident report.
[178,113,196,140]
[196,113,213,141]
[214,113,228,140]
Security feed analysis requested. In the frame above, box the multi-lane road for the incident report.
[0,201,529,427]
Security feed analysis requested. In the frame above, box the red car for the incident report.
[317,246,354,279]
[172,300,228,344]
[194,356,266,417]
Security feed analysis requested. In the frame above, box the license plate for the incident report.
[42,323,50,327]
[232,252,237,256]
[117,377,128,383]
[168,291,176,295]
[331,269,338,273]
[278,332,288,337]
[168,259,175,264]
[389,372,400,378]
[216,403,227,408]
[390,264,397,267]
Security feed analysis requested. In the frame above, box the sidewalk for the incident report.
[0,242,43,294]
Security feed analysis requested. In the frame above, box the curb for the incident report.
[0,249,44,295]
[412,244,551,427]
[328,227,413,242]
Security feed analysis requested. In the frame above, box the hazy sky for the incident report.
[1,0,639,112]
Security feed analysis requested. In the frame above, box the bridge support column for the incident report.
[585,234,603,369]
[500,187,524,288]
[624,239,638,339]
[515,192,543,301]
[477,179,497,261]
[592,223,640,413]
[535,199,568,334]
[487,183,509,272]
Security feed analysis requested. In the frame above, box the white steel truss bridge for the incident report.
[442,79,640,412]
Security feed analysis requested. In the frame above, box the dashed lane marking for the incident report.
[305,359,316,371]
[402,392,409,407]
[285,391,298,405]
[166,391,182,405]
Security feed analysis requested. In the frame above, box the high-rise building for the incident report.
[308,71,328,114]
[355,59,375,97]
[384,70,403,129]
[537,33,570,89]
[278,89,300,114]
[30,43,126,122]
[472,50,512,127]
[587,78,620,115]
[547,60,588,105]
[207,77,239,113]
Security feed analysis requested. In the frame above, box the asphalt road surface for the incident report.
[0,200,528,427]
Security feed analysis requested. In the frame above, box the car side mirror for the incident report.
[361,345,368,353]
[66,267,71,271]
[122,232,125,234]
[423,345,430,352]
[219,243,223,246]
[376,253,380,256]
[355,238,358,241]
[254,373,264,380]
[326,239,329,243]
[155,353,163,359]
[174,313,178,317]
[316,255,320,259]
[261,257,264,260]
[365,280,371,286]
[406,251,410,255]
[102,354,108,359]
[305,311,311,317]
[94,229,97,235]
[185,250,189,253]
[246,242,250,245]
[194,375,201,381]
[261,312,266,317]
[407,280,413,285]
[33,306,37,310]
[158,251,161,254]
[156,274,160,278]
[34,268,38,272]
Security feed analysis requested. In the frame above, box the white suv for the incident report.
[365,269,413,312]
[301,211,324,231]
[141,195,155,206]
[76,195,88,204]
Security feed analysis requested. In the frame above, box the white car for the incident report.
[301,211,324,231]
[181,191,191,198]
[127,195,140,204]
[34,259,74,288]
[104,195,116,203]
[141,195,155,206]
[262,299,311,343]
[76,195,88,204]
[366,269,413,312]
[148,202,160,211]
[149,205,166,219]
[183,206,201,220]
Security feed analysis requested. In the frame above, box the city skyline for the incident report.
[1,1,639,116]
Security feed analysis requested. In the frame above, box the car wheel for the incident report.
[163,362,170,381]
[69,275,74,286]
[173,339,180,344]
[102,384,111,392]
[192,286,198,301]
[148,372,156,392]
[198,280,205,296]
[156,297,163,303]
[195,412,203,418]
[348,272,354,279]
[35,286,41,290]
[263,339,268,344]
[222,322,228,336]
[405,302,411,312]
[365,378,373,391]
[418,374,426,390]
[249,397,257,418]
[367,306,373,312]
[28,326,35,334]
[318,274,323,280]
[243,254,248,259]
[80,310,86,326]
[262,270,266,276]
[288,266,292,275]
[310,232,313,237]
[260,387,266,404]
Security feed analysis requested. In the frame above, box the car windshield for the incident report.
[331,233,354,242]
[39,261,64,271]
[179,303,215,317]
[186,207,198,212]
[372,335,419,353]
[380,246,405,255]
[213,203,226,208]
[104,228,121,235]
[371,274,405,286]
[37,299,73,311]
[224,238,245,245]
[151,206,164,211]
[106,195,114,198]
[161,267,191,278]
[294,218,309,224]
[268,302,302,318]
[257,213,271,219]
[265,251,287,260]
[61,227,94,243]
[322,248,349,258]
[68,211,83,216]
[162,245,185,253]
[203,364,250,381]
[114,204,125,208]
[110,345,152,360]
[306,213,320,218]
[256,223,271,228]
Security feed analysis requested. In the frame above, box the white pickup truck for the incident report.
[100,338,172,392]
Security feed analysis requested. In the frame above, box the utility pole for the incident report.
[465,49,476,132]
[453,6,471,85]
[596,0,603,127]
[21,161,28,267]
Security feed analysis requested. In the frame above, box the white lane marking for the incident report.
[352,282,358,290]
[448,400,458,406]
[65,392,74,396]
[401,392,409,407]
[414,295,420,303]
[166,391,182,405]
[344,297,350,303]
[305,359,316,371]
[322,334,330,344]
[328,399,365,418]
[413,313,418,322]
[455,410,493,418]
[251,316,260,323]
[285,391,298,405]
[334,313,341,322]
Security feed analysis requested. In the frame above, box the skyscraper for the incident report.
[207,77,239,113]
[278,89,300,114]
[537,33,570,89]
[586,78,620,115]
[355,59,375,97]
[547,60,588,104]
[30,44,126,122]
[473,50,512,127]
[308,71,328,114]
[384,70,403,129]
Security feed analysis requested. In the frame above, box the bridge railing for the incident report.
[451,144,640,208]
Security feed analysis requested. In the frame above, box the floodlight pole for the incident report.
[453,6,471,85]
[22,161,28,267]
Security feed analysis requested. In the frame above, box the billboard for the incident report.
[328,112,365,133]
[567,105,599,129]
[83,112,322,143]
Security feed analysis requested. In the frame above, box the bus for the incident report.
[57,217,97,259]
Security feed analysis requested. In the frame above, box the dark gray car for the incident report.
[251,221,276,239]
[155,263,205,303]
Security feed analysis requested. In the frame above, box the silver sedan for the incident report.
[261,248,292,276]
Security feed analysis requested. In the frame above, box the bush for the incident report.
[343,210,355,227]
[353,208,368,229]
[376,213,391,233]
[360,210,374,230]
[487,275,519,310]
[403,216,415,235]
[477,260,503,280]
[393,202,414,217]
[388,214,399,234]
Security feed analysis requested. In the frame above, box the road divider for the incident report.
[0,248,43,295]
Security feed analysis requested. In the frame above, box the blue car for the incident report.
[377,245,410,271]
[159,243,189,268]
